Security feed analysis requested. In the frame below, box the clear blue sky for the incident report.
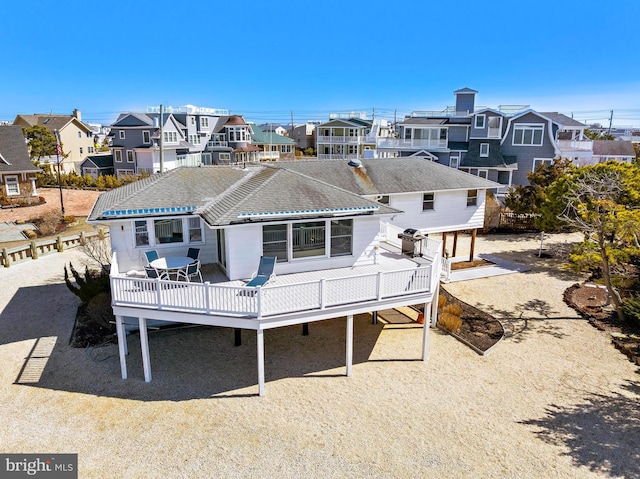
[2,0,639,128]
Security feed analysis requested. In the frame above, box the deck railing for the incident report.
[110,263,433,320]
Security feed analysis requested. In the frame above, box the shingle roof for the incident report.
[540,112,586,128]
[592,140,636,156]
[251,125,295,145]
[400,118,448,125]
[272,157,500,194]
[15,114,92,133]
[88,165,398,225]
[454,87,478,94]
[0,126,40,173]
[81,154,113,168]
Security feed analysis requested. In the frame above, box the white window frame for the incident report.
[126,150,134,163]
[143,131,150,144]
[5,175,19,196]
[83,167,99,178]
[513,124,544,146]
[487,116,502,138]
[117,169,135,179]
[114,150,123,163]
[449,153,460,169]
[201,117,209,128]
[119,130,125,140]
[422,192,435,211]
[219,153,231,161]
[477,170,488,179]
[475,115,486,129]
[133,216,204,249]
[532,158,553,171]
[281,145,292,153]
[467,189,478,207]
[480,143,489,157]
[163,131,178,144]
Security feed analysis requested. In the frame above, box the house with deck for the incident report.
[90,159,498,395]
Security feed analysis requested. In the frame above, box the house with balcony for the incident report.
[13,109,95,173]
[376,88,604,192]
[289,122,319,151]
[109,106,230,176]
[90,157,496,395]
[316,113,392,160]
[0,125,41,201]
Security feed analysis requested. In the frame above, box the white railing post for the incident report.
[155,279,162,310]
[204,282,211,313]
[256,286,262,319]
[377,271,384,300]
[320,278,326,310]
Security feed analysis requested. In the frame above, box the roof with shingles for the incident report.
[88,165,399,225]
[592,140,636,156]
[80,154,113,169]
[540,112,586,128]
[0,125,40,173]
[272,157,500,194]
[15,114,92,133]
[251,125,295,145]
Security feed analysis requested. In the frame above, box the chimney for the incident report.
[73,109,81,121]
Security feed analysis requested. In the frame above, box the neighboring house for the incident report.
[316,113,392,160]
[289,122,318,151]
[250,124,296,161]
[591,140,636,163]
[259,123,288,137]
[89,158,495,394]
[13,109,95,173]
[79,153,114,177]
[0,125,41,200]
[375,88,621,191]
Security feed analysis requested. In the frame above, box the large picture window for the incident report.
[263,219,353,262]
[513,125,544,145]
[133,217,203,248]
[154,218,183,244]
[293,221,325,258]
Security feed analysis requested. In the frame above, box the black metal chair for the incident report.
[177,260,202,282]
[144,265,168,280]
[187,248,200,262]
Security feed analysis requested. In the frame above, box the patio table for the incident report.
[149,256,193,280]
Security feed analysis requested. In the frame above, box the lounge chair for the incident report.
[144,250,159,264]
[245,256,276,288]
[177,260,202,282]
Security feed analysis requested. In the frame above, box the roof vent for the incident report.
[348,158,362,168]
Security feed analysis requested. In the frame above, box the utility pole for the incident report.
[159,104,164,173]
[608,110,614,136]
[53,129,65,216]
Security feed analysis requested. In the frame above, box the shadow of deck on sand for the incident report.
[1,283,397,400]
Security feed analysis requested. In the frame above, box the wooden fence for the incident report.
[1,230,108,268]
[498,212,540,231]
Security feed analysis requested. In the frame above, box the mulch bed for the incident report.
[564,283,640,365]
[450,259,495,271]
[438,288,504,353]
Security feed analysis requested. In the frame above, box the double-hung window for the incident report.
[467,189,478,207]
[475,115,485,129]
[513,125,544,145]
[480,143,489,157]
[263,224,288,262]
[5,176,19,196]
[422,192,435,211]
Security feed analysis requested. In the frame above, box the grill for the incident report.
[397,228,425,257]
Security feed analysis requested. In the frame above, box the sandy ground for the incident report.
[0,233,638,478]
[0,188,101,222]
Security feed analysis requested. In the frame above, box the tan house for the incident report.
[0,125,41,202]
[13,109,95,173]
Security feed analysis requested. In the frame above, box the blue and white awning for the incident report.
[103,206,198,217]
[237,205,378,219]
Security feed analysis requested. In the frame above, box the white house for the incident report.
[89,159,498,395]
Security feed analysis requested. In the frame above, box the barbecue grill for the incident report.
[397,228,425,257]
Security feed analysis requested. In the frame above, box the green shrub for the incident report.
[622,296,640,326]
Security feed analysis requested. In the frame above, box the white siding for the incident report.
[381,189,486,234]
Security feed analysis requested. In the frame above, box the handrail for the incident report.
[110,264,434,320]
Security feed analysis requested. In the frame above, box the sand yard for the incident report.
[0,232,638,478]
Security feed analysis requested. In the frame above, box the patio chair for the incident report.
[177,260,202,282]
[187,247,200,262]
[245,256,276,288]
[144,265,169,280]
[144,250,159,264]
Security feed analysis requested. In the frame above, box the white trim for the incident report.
[480,143,489,157]
[512,124,545,146]
[119,130,125,140]
[474,114,486,129]
[532,158,553,171]
[142,131,151,144]
[4,175,19,196]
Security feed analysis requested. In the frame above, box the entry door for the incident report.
[217,229,226,270]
